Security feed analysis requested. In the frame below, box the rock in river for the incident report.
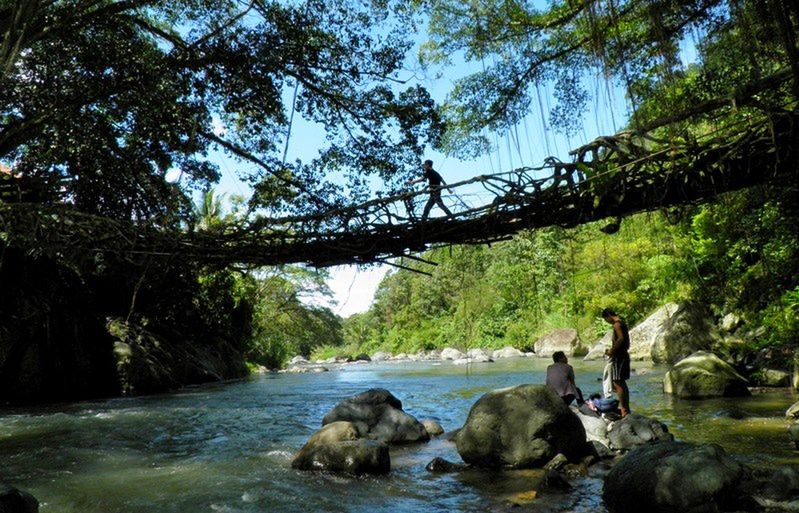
[0,487,39,513]
[606,414,673,451]
[663,351,750,398]
[603,441,750,513]
[291,439,390,475]
[322,388,429,443]
[421,419,445,437]
[456,384,587,468]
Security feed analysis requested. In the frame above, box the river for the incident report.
[1,358,797,512]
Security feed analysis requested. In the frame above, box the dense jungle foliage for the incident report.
[321,185,799,360]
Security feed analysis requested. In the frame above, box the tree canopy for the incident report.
[1,0,442,222]
[416,0,798,156]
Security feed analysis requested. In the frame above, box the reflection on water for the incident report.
[1,359,796,512]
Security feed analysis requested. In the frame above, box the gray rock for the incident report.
[543,453,568,471]
[660,303,726,363]
[290,440,390,474]
[491,346,525,359]
[425,349,442,360]
[440,348,466,360]
[571,407,610,447]
[534,329,585,358]
[425,457,467,473]
[371,351,392,362]
[720,312,743,333]
[455,384,588,468]
[0,487,38,513]
[322,388,429,444]
[664,351,750,398]
[627,303,679,361]
[789,422,799,450]
[392,353,409,361]
[352,353,371,362]
[421,419,445,437]
[606,414,673,451]
[603,441,750,513]
[301,421,360,448]
[584,331,612,361]
[467,348,492,360]
[755,369,791,387]
[589,440,614,458]
[289,355,309,365]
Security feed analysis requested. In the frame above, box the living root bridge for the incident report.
[1,111,797,268]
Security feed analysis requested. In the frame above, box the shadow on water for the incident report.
[1,358,797,512]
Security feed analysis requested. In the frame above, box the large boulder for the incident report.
[664,351,750,398]
[289,355,309,365]
[322,388,430,443]
[290,439,390,474]
[0,487,38,513]
[455,384,588,468]
[301,421,360,448]
[290,421,361,470]
[786,401,799,419]
[421,419,445,437]
[627,303,679,361]
[584,331,612,361]
[603,442,751,513]
[788,422,799,450]
[625,303,721,363]
[753,369,791,387]
[440,348,466,360]
[606,414,673,451]
[491,346,525,359]
[467,348,493,361]
[371,351,392,362]
[534,329,585,358]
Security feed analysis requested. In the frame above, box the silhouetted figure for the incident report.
[406,159,452,220]
[603,308,631,417]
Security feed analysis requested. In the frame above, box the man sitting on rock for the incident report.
[546,351,584,405]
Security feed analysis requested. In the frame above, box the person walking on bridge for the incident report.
[406,159,453,220]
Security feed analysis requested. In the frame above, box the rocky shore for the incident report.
[289,385,799,512]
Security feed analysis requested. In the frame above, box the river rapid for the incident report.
[1,358,797,513]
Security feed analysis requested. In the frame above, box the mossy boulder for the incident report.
[603,442,750,513]
[456,384,588,468]
[109,318,247,395]
[664,351,750,398]
[290,439,390,474]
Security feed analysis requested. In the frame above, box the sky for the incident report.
[196,15,638,319]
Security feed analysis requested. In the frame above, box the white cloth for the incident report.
[602,360,613,398]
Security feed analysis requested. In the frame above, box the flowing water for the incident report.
[1,358,797,512]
